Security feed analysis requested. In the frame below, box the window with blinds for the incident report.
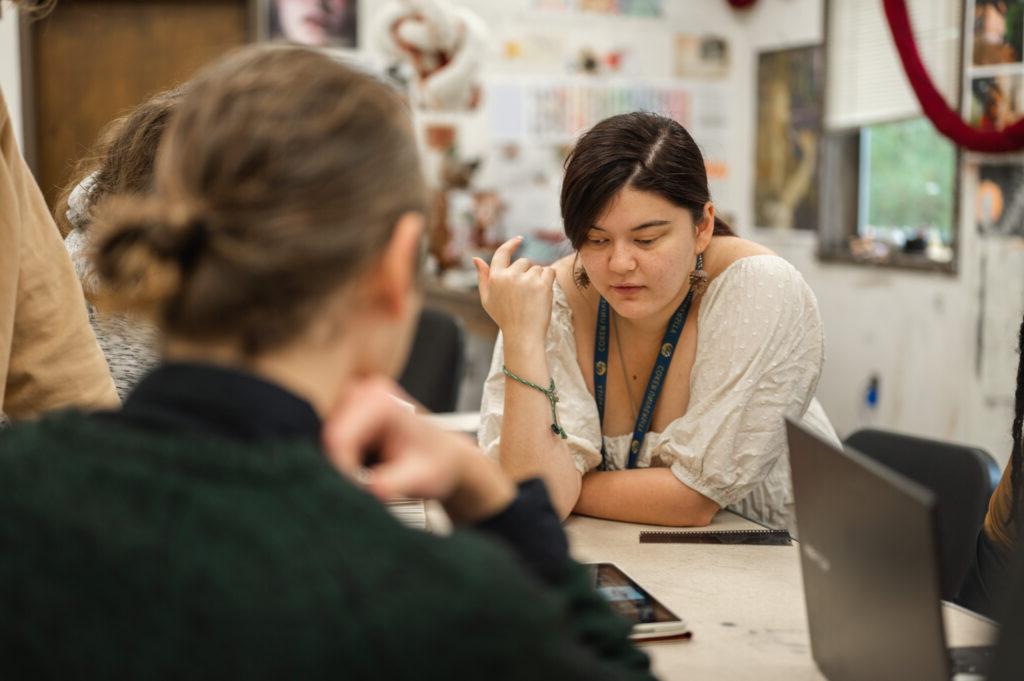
[825,0,963,130]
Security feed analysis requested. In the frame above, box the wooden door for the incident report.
[24,0,249,207]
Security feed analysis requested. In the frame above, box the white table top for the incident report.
[564,512,998,681]
[423,411,481,433]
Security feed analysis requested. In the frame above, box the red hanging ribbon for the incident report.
[883,0,1024,152]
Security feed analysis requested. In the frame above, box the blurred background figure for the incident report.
[51,87,186,400]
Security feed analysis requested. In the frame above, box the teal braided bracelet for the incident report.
[502,365,568,440]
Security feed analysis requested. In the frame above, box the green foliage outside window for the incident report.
[863,117,957,242]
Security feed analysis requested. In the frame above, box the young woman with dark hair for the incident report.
[0,45,656,679]
[958,313,1024,618]
[477,112,838,530]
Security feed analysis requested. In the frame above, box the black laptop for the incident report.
[785,418,995,681]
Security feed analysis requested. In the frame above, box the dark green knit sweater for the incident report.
[0,411,655,680]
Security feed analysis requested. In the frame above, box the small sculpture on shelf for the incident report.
[371,0,488,111]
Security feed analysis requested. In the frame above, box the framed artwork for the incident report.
[673,34,730,79]
[976,162,1024,237]
[969,74,1024,131]
[255,0,357,48]
[972,0,1024,66]
[754,45,824,231]
[964,1,1024,133]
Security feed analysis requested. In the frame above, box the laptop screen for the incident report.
[785,417,951,681]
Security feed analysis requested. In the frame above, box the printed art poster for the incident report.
[969,74,1024,131]
[967,1,1024,131]
[976,161,1024,237]
[754,45,824,231]
[674,34,730,79]
[259,0,357,48]
[972,0,1024,66]
[533,0,662,16]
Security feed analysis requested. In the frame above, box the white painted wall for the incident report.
[3,0,1016,462]
[740,0,1019,465]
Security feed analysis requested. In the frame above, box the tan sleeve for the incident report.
[984,462,1017,553]
[0,90,118,420]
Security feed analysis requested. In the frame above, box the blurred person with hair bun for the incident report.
[0,44,656,680]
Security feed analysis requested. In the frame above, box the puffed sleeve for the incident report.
[654,256,826,508]
[479,282,605,474]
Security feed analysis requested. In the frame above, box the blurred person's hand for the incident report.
[324,378,515,524]
[473,236,556,351]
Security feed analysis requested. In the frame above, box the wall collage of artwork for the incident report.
[968,0,1024,238]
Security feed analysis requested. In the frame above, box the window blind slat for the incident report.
[826,0,961,130]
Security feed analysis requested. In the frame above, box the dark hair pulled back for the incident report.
[560,111,733,255]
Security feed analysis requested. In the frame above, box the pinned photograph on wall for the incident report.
[754,45,824,231]
[674,34,730,79]
[970,75,1024,131]
[531,0,573,10]
[578,0,617,11]
[259,0,357,48]
[972,0,1024,66]
[615,0,663,16]
[976,162,1024,237]
[501,34,565,65]
[578,0,663,16]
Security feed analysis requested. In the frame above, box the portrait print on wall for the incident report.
[754,45,824,231]
[673,34,730,79]
[260,0,358,48]
[970,74,1024,131]
[972,0,1024,66]
[976,162,1024,237]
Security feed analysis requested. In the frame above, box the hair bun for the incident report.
[89,197,209,318]
[160,209,210,271]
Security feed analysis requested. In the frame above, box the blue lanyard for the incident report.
[593,291,694,469]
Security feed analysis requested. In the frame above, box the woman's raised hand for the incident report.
[473,236,557,348]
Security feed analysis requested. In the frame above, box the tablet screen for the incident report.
[588,563,682,625]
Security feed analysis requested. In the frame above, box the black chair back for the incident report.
[398,308,465,414]
[843,428,1000,600]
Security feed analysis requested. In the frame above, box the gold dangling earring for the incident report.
[572,253,590,289]
[689,252,708,296]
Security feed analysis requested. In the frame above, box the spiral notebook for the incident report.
[639,528,792,545]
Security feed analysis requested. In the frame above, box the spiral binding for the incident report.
[639,528,792,544]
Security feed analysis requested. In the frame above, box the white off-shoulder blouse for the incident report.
[479,254,840,532]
